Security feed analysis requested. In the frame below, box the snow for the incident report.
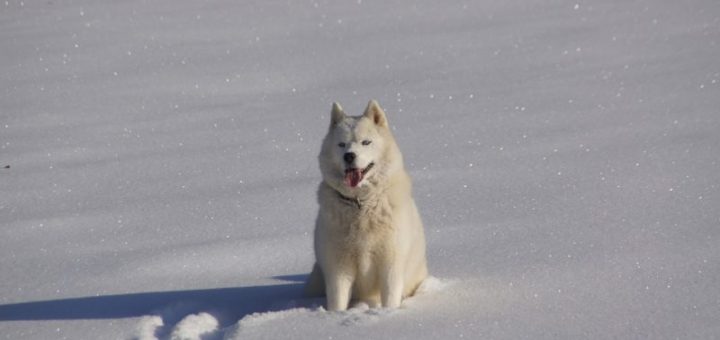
[135,316,163,340]
[169,312,219,340]
[1,0,719,339]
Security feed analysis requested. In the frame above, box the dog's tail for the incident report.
[303,263,325,297]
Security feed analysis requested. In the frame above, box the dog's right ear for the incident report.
[330,102,346,125]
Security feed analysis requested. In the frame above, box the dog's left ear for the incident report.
[331,102,346,126]
[363,100,387,127]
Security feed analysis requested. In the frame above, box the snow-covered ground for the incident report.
[1,0,719,339]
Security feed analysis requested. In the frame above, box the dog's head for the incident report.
[319,100,401,190]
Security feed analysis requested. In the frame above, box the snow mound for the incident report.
[237,307,317,329]
[414,276,450,295]
[170,312,219,340]
[134,316,164,340]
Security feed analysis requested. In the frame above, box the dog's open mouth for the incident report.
[344,162,374,188]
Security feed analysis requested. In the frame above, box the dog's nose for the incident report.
[343,152,356,164]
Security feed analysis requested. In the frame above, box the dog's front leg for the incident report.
[380,263,403,308]
[325,270,353,311]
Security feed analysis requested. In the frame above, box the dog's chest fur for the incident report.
[323,185,395,277]
[335,193,392,247]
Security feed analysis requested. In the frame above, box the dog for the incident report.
[304,100,428,311]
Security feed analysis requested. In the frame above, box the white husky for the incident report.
[304,100,428,311]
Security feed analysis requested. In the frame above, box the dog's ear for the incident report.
[363,100,387,127]
[331,102,346,125]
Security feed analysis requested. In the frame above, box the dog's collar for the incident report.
[335,190,362,209]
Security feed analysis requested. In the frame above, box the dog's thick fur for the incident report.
[304,100,428,311]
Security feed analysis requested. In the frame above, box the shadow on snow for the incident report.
[0,274,318,327]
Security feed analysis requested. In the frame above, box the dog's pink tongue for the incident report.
[344,169,363,187]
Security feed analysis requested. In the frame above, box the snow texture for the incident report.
[1,0,719,339]
[135,316,163,340]
[169,312,218,340]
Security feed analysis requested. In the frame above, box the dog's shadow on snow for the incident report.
[0,274,319,327]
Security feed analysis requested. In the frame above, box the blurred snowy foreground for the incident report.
[1,0,719,339]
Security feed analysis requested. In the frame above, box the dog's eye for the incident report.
[362,140,372,146]
[338,142,346,148]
